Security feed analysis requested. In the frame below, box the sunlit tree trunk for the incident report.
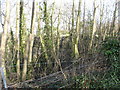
[22,38,29,81]
[99,0,104,38]
[51,2,67,79]
[0,0,10,76]
[110,2,117,36]
[50,2,56,58]
[102,7,109,41]
[70,0,75,57]
[103,21,109,41]
[36,1,49,76]
[82,0,85,35]
[37,3,48,61]
[16,0,20,81]
[89,0,97,49]
[56,8,61,59]
[20,0,26,81]
[19,0,24,59]
[0,0,1,48]
[0,0,2,27]
[43,0,50,65]
[44,0,49,36]
[75,0,81,58]
[53,8,61,72]
[22,0,36,81]
[28,0,36,63]
[20,0,27,81]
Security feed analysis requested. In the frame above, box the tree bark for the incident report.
[16,0,20,81]
[110,2,117,36]
[75,0,81,58]
[89,0,97,49]
[28,0,36,63]
[0,0,10,77]
[22,0,36,81]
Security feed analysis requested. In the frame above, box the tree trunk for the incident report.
[82,0,85,35]
[89,0,97,49]
[37,3,49,63]
[75,0,81,58]
[0,0,10,76]
[71,0,75,57]
[22,0,36,81]
[110,2,117,36]
[28,0,36,63]
[16,0,20,81]
[22,39,29,81]
[43,0,50,66]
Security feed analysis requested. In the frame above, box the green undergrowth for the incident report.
[68,37,120,88]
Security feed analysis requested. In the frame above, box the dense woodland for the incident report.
[0,0,120,89]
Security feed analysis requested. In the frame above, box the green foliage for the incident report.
[102,38,120,57]
[101,38,120,86]
[70,38,120,88]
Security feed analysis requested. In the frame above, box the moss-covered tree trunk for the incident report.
[22,0,36,81]
[28,0,36,63]
[19,0,27,81]
[16,0,20,81]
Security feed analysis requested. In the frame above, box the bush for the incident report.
[101,38,120,88]
[70,38,120,88]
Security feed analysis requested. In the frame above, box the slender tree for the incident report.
[20,0,27,81]
[22,0,36,81]
[110,2,117,36]
[74,0,81,58]
[71,0,75,57]
[0,0,2,88]
[56,8,61,59]
[0,0,10,76]
[43,0,50,66]
[16,0,20,81]
[99,0,104,37]
[82,0,86,35]
[37,2,49,63]
[0,0,1,25]
[28,0,36,63]
[89,0,97,49]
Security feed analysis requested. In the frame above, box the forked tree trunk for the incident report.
[37,3,49,61]
[22,0,36,81]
